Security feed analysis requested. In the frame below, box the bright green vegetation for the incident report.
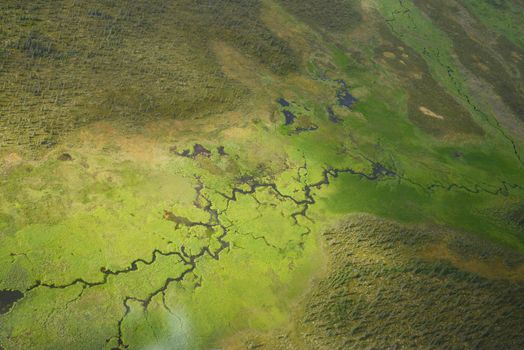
[1,0,523,349]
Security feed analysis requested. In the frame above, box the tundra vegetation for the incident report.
[0,0,523,349]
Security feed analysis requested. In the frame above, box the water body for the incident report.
[172,144,212,158]
[284,110,296,125]
[327,106,341,123]
[217,146,227,156]
[336,80,357,108]
[277,98,290,107]
[0,290,23,314]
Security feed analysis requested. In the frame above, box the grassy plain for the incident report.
[0,0,523,349]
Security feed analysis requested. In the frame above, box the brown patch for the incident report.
[286,74,327,96]
[421,242,524,282]
[221,126,253,141]
[261,0,311,59]
[219,331,269,350]
[212,41,268,91]
[72,121,171,165]
[1,153,23,168]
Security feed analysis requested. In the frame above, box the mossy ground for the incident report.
[0,0,523,349]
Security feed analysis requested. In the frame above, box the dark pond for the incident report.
[172,144,212,158]
[277,98,290,107]
[0,290,23,314]
[336,79,357,108]
[284,110,296,125]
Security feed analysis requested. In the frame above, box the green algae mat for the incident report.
[1,0,524,349]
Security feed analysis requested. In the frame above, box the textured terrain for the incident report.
[0,0,523,349]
